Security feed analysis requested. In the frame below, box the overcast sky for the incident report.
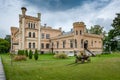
[0,0,120,38]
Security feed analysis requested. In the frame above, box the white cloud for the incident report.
[0,0,120,38]
[40,0,120,32]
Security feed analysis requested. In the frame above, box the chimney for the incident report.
[44,24,47,28]
[37,13,41,19]
[59,27,62,31]
[21,7,27,17]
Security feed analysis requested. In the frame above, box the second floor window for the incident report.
[41,33,44,39]
[63,40,66,48]
[76,30,78,35]
[81,39,83,48]
[29,32,31,37]
[33,32,35,38]
[57,41,59,48]
[41,43,44,49]
[28,22,35,29]
[46,34,50,39]
[70,40,73,48]
[28,23,31,28]
[80,30,82,35]
[75,39,77,48]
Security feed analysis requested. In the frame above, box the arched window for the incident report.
[28,23,30,28]
[31,23,32,28]
[29,42,31,48]
[76,30,78,35]
[29,32,31,37]
[81,39,83,48]
[34,23,35,29]
[75,39,77,48]
[33,32,35,38]
[33,43,35,48]
[80,30,82,35]
[70,40,73,48]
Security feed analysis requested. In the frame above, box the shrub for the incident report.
[29,50,33,59]
[18,50,24,55]
[25,50,28,57]
[54,53,68,59]
[14,55,27,61]
[34,49,38,60]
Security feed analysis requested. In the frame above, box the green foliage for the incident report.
[29,50,33,59]
[54,53,68,59]
[18,50,24,55]
[1,53,120,80]
[34,49,38,60]
[111,13,120,36]
[0,38,10,53]
[4,35,11,43]
[25,50,28,57]
[89,25,103,35]
[14,55,27,61]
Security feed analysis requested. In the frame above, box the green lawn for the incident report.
[1,53,120,80]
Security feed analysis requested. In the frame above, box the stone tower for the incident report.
[19,7,41,51]
[73,22,86,52]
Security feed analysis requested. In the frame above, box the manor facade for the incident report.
[11,7,103,55]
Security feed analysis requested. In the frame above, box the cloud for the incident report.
[40,0,120,32]
[0,0,120,38]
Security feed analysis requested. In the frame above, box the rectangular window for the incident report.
[46,44,49,49]
[63,40,66,48]
[70,40,73,48]
[80,30,82,35]
[57,41,59,48]
[76,30,78,35]
[41,43,44,49]
[91,40,93,46]
[33,43,35,48]
[41,33,44,39]
[46,34,50,39]
[81,39,83,48]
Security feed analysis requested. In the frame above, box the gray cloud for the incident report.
[0,0,120,38]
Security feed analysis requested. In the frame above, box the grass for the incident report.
[1,53,120,80]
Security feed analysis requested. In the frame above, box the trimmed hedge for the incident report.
[29,50,33,59]
[34,49,38,60]
[18,50,24,55]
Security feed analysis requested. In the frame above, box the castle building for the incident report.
[11,7,103,55]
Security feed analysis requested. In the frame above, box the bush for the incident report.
[34,49,38,60]
[29,50,33,59]
[18,50,24,55]
[14,55,27,61]
[25,50,28,57]
[54,53,68,59]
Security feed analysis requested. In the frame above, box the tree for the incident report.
[34,49,38,60]
[29,50,33,59]
[18,50,24,55]
[111,13,120,37]
[107,13,120,51]
[89,25,103,35]
[0,38,10,53]
[4,35,11,43]
[25,50,28,57]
